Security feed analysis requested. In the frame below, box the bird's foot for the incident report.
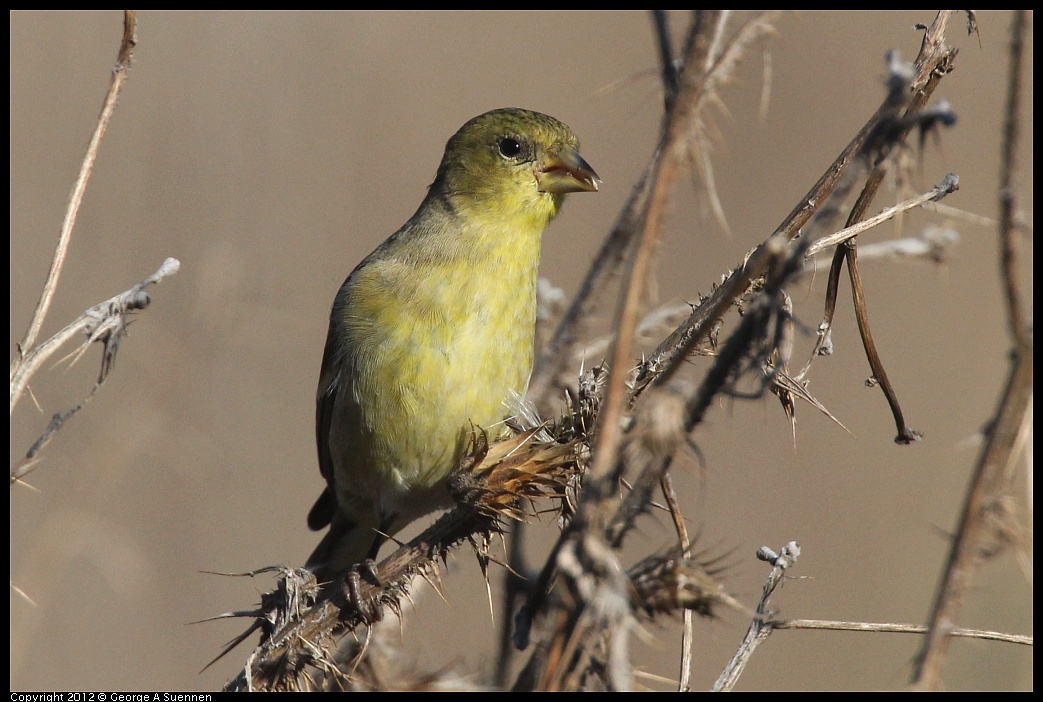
[344,558,383,624]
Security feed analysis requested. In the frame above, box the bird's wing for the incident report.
[309,278,350,531]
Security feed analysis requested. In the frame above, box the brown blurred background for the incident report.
[10,11,1032,691]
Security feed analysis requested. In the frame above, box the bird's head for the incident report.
[432,107,599,224]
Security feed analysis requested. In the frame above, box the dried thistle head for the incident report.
[628,547,747,621]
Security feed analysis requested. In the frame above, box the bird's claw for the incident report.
[344,559,383,624]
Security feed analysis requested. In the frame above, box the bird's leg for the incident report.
[343,520,394,623]
[344,562,383,624]
[365,529,388,563]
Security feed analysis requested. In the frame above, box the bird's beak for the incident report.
[536,146,600,194]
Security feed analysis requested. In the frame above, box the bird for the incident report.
[306,108,599,582]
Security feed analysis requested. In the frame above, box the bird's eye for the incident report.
[497,137,523,160]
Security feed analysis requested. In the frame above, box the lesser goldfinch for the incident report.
[306,108,598,581]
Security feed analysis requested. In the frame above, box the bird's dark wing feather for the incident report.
[308,277,350,531]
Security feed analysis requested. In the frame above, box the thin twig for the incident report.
[769,618,1032,646]
[844,240,923,443]
[650,11,680,112]
[996,10,1030,349]
[805,174,959,257]
[659,473,694,691]
[802,226,960,275]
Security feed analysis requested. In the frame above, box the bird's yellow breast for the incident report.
[329,214,543,518]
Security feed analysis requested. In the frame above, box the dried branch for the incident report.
[804,174,959,258]
[11,10,138,411]
[594,8,783,500]
[632,12,959,402]
[996,11,1031,350]
[8,12,180,480]
[802,225,960,275]
[820,13,962,445]
[769,618,1032,646]
[218,12,985,692]
[512,14,967,690]
[910,11,1033,689]
[712,541,801,692]
[10,258,181,483]
[527,149,658,406]
[222,425,590,692]
[511,14,784,691]
[658,473,695,691]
